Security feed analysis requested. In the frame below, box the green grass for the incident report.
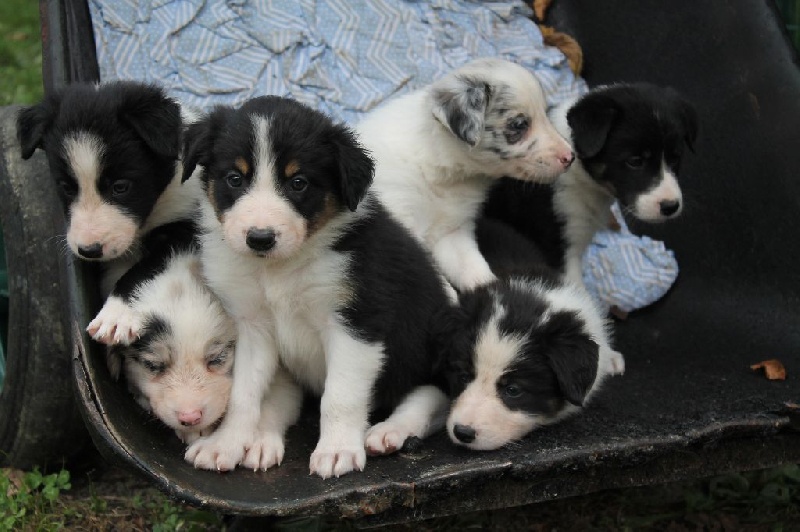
[0,0,43,106]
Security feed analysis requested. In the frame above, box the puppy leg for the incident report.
[432,230,496,291]
[310,323,383,479]
[86,295,143,345]
[185,320,278,471]
[241,367,304,472]
[365,385,449,455]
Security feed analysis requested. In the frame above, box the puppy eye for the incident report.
[503,384,523,398]
[626,156,645,169]
[226,171,243,188]
[458,372,472,385]
[289,176,308,192]
[58,179,78,197]
[206,352,227,369]
[508,115,529,132]
[111,179,132,196]
[141,359,166,375]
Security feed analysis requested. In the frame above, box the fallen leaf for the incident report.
[750,359,786,380]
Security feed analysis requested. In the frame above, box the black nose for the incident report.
[453,423,476,444]
[659,199,681,217]
[77,243,103,259]
[246,228,276,252]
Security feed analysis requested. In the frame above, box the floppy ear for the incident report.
[667,89,698,153]
[117,83,183,160]
[180,114,215,183]
[431,74,490,147]
[17,98,59,160]
[330,125,374,211]
[541,313,600,406]
[567,93,619,159]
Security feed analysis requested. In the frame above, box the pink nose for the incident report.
[559,151,576,168]
[177,409,203,426]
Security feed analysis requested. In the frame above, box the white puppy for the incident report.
[357,58,575,291]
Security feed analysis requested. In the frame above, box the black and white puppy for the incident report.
[484,83,698,285]
[16,81,202,293]
[357,58,575,292]
[438,218,623,451]
[181,97,454,478]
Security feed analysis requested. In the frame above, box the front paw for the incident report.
[608,349,626,376]
[309,438,366,479]
[365,421,414,456]
[184,429,249,471]
[241,431,285,472]
[86,296,142,345]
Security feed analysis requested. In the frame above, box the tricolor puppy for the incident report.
[356,58,575,292]
[485,83,698,285]
[16,81,202,287]
[438,218,623,451]
[181,96,454,478]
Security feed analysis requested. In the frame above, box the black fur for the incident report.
[110,220,199,301]
[16,81,182,224]
[438,218,600,418]
[484,83,697,268]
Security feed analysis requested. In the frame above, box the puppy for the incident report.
[181,97,455,478]
[438,218,623,451]
[16,81,202,294]
[356,58,575,292]
[484,83,698,285]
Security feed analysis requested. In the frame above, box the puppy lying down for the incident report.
[439,218,625,451]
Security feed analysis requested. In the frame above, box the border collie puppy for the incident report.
[102,220,302,448]
[484,83,698,285]
[356,58,575,292]
[16,81,202,289]
[181,97,454,478]
[439,218,624,451]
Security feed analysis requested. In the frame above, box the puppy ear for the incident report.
[567,93,619,159]
[330,125,374,211]
[667,89,698,153]
[542,313,600,406]
[17,98,58,160]
[181,115,215,183]
[428,303,470,375]
[117,83,183,160]
[431,75,490,147]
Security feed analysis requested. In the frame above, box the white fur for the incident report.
[634,163,683,221]
[357,58,573,291]
[447,278,623,451]
[365,385,450,455]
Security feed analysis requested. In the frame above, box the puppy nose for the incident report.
[453,423,476,444]
[77,243,103,259]
[559,151,576,168]
[177,409,203,426]
[246,228,276,252]
[659,199,681,217]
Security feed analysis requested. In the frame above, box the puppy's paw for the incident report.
[184,429,249,471]
[608,349,626,376]
[241,431,285,472]
[309,438,366,479]
[87,296,142,345]
[365,421,414,456]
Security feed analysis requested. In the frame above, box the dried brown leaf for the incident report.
[750,359,787,380]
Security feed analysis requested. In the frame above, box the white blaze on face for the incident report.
[447,302,538,450]
[63,132,138,260]
[220,116,307,258]
[633,159,683,221]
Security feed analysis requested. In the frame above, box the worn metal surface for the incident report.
[67,0,800,524]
